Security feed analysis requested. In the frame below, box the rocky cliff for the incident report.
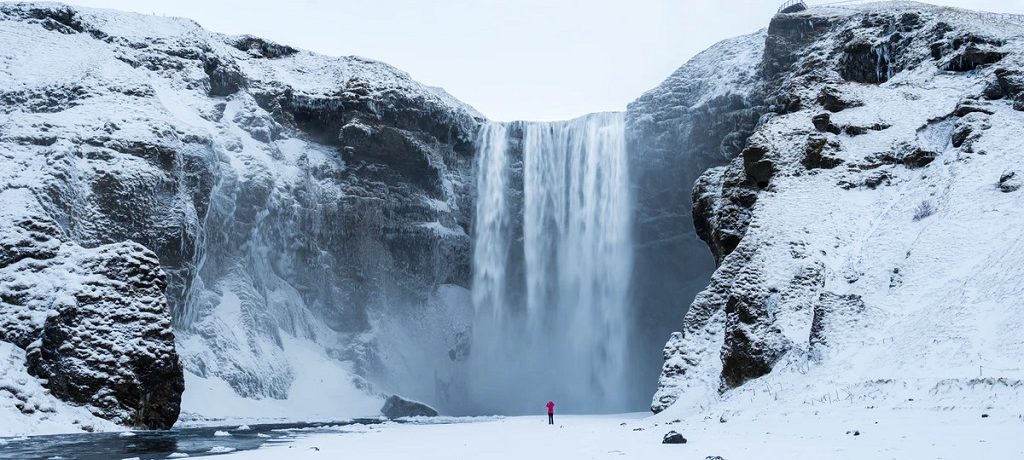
[0,2,481,429]
[652,2,1024,413]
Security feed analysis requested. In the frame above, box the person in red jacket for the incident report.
[546,401,555,425]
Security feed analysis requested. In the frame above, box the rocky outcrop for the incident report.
[625,31,768,394]
[1,2,481,425]
[0,190,182,429]
[653,2,1024,413]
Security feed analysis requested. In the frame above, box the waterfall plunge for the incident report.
[468,112,633,414]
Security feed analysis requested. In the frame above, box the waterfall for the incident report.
[468,112,633,414]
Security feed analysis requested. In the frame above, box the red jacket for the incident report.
[546,401,555,414]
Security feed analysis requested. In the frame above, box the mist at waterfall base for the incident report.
[463,113,636,415]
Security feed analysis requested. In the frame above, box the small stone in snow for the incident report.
[662,431,687,444]
[982,413,989,418]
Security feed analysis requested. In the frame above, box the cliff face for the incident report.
[653,2,1024,413]
[624,31,769,394]
[0,2,481,428]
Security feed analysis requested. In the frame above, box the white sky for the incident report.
[56,0,1024,121]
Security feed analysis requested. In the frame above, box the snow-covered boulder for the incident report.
[380,394,438,419]
[0,189,183,429]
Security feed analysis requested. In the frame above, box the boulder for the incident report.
[817,86,862,112]
[381,395,439,419]
[0,193,183,429]
[662,430,687,444]
[812,113,841,135]
[901,148,938,168]
[999,170,1022,193]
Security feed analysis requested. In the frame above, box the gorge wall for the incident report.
[652,2,1024,415]
[0,2,482,427]
[1,1,739,424]
[3,0,1021,433]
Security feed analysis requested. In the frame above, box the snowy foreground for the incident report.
[222,408,1023,460]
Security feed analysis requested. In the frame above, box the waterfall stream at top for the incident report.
[467,112,634,414]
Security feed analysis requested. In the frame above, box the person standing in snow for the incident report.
[546,400,555,425]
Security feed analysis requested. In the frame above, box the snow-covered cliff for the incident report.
[0,1,482,432]
[651,2,1024,415]
[4,0,1022,437]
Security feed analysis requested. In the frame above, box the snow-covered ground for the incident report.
[0,342,118,436]
[220,407,1023,460]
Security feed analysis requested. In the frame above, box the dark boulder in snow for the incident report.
[936,35,1006,72]
[999,170,1022,193]
[817,86,862,112]
[901,148,938,168]
[812,113,842,135]
[802,135,843,170]
[381,395,438,419]
[662,430,687,444]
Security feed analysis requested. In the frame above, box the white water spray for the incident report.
[468,112,633,414]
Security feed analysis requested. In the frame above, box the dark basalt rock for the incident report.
[203,56,246,97]
[952,113,990,150]
[720,260,792,390]
[953,100,995,117]
[843,122,890,136]
[994,68,1024,109]
[933,34,1006,72]
[999,170,1022,193]
[901,148,938,168]
[864,170,894,189]
[842,38,895,84]
[764,13,835,80]
[742,140,775,189]
[27,243,184,429]
[802,135,843,170]
[230,35,300,58]
[662,431,687,444]
[381,395,439,419]
[818,86,862,113]
[0,84,92,114]
[812,113,841,135]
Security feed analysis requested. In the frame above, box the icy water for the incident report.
[0,419,384,460]
[469,113,634,414]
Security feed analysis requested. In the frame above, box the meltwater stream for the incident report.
[468,112,633,414]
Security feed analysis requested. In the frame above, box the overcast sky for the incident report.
[57,0,1024,121]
